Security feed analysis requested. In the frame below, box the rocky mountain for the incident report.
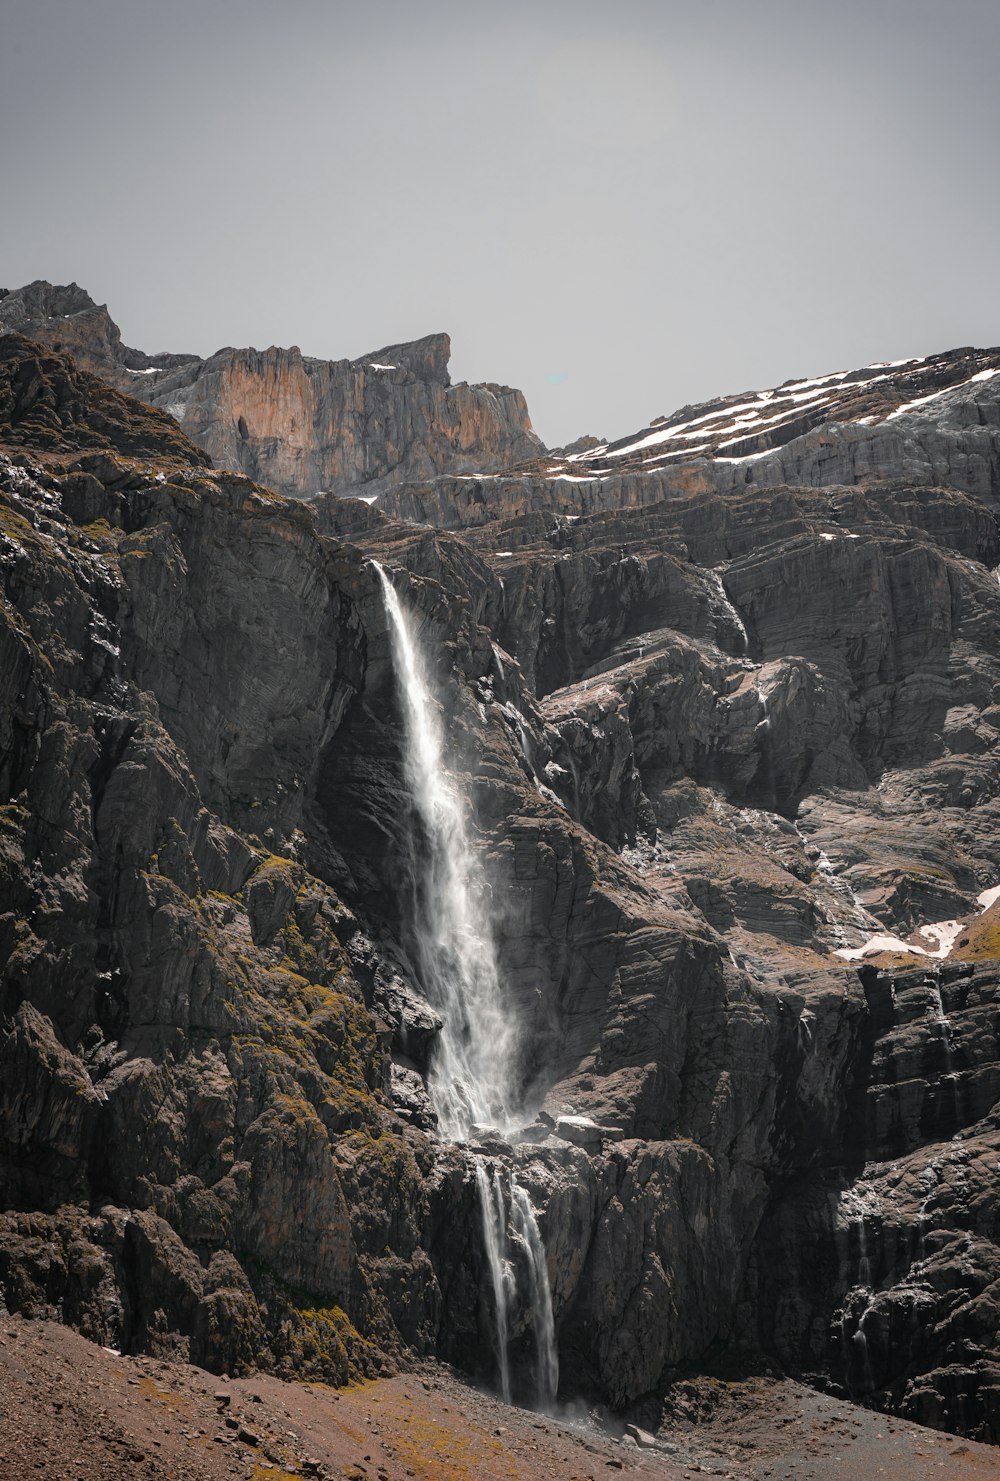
[2,320,1000,1448]
[0,281,543,498]
[374,347,1000,528]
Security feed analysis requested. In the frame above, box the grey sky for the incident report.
[3,0,999,447]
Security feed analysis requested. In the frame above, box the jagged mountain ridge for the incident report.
[373,344,1000,529]
[0,281,544,498]
[559,349,1000,471]
[1,316,1000,1443]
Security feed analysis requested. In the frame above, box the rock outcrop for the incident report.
[0,282,544,498]
[2,323,1000,1447]
[753,956,1000,1435]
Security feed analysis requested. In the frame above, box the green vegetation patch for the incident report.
[950,906,1000,963]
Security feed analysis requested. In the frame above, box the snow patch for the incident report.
[885,369,1000,420]
[916,920,965,957]
[867,356,926,370]
[836,914,965,962]
[715,448,780,464]
[644,444,712,460]
[779,369,851,394]
[835,933,929,962]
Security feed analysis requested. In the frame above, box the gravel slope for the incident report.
[2,1314,997,1481]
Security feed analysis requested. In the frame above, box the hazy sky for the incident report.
[3,0,999,446]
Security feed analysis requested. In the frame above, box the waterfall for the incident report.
[856,1217,871,1288]
[511,1183,559,1407]
[475,1162,512,1404]
[707,568,749,651]
[374,563,559,1407]
[476,1162,559,1410]
[373,561,517,1141]
[928,976,950,1031]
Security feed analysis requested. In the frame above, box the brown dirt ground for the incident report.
[1,1313,997,1481]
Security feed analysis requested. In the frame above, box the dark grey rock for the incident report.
[2,325,1000,1444]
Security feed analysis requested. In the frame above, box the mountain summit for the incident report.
[0,281,544,497]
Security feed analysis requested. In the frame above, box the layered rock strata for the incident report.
[753,956,1000,1435]
[372,347,1000,529]
[1,328,999,1446]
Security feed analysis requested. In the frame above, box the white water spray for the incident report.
[374,563,559,1405]
[475,1161,512,1404]
[511,1184,559,1407]
[374,561,517,1140]
[476,1161,559,1410]
[707,568,749,651]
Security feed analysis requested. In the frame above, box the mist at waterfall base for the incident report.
[373,562,559,1410]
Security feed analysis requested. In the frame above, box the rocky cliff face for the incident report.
[372,347,1000,530]
[0,282,544,498]
[2,325,1000,1443]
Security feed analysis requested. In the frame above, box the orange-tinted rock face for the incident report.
[178,343,542,496]
[0,283,544,497]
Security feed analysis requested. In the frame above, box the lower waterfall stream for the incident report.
[374,562,558,1408]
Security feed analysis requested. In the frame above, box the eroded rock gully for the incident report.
[2,326,1000,1446]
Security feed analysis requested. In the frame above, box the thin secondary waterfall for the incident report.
[477,1161,559,1411]
[511,1183,559,1408]
[373,561,516,1141]
[476,1161,512,1404]
[374,562,559,1408]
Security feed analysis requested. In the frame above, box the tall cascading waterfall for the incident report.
[373,562,559,1407]
[372,561,516,1137]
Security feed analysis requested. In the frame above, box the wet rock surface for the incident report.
[2,326,1000,1449]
